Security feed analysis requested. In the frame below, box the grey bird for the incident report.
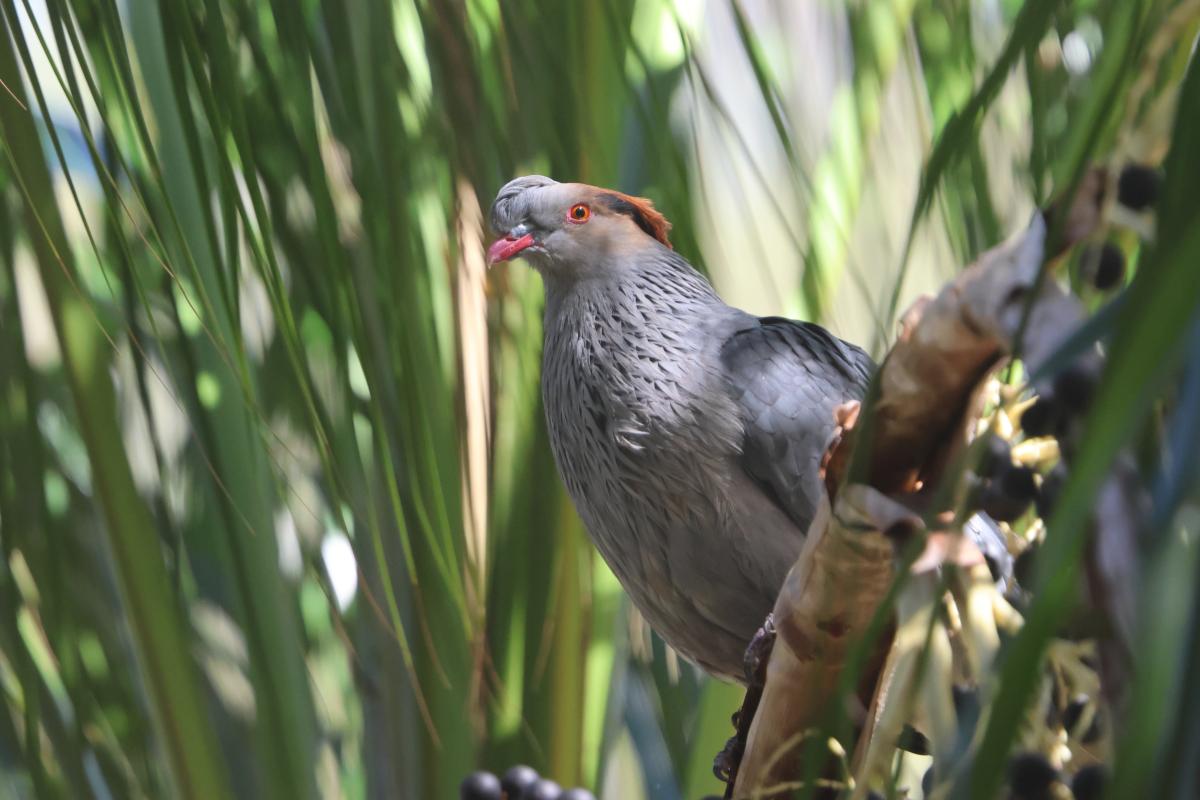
[487,176,875,682]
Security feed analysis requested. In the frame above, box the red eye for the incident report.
[567,203,591,223]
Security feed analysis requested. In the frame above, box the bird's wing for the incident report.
[719,317,875,531]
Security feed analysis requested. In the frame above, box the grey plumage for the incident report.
[723,318,872,533]
[489,177,874,680]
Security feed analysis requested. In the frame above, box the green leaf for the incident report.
[0,9,232,798]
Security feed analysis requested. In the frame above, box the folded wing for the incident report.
[720,316,874,532]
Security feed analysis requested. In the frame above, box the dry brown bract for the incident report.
[731,170,1136,799]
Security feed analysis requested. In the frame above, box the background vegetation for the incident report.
[0,0,1195,798]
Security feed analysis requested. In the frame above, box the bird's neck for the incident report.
[541,249,723,333]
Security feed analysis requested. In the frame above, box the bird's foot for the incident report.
[711,615,777,797]
[714,692,766,798]
[743,613,776,687]
[712,735,742,784]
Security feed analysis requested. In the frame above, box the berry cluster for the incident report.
[945,163,1162,800]
[1073,163,1161,293]
[460,765,595,800]
[971,356,1102,541]
[1008,752,1107,800]
[914,754,1107,800]
[975,434,1040,524]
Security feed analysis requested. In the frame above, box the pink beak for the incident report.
[487,233,535,266]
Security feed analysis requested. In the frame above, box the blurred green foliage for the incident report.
[0,1,1196,799]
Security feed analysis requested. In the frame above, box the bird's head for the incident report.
[487,176,672,276]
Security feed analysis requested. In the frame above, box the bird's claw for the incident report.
[743,613,776,687]
[710,616,778,795]
[711,616,777,795]
[713,735,741,782]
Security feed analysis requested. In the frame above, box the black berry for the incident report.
[501,765,540,797]
[1054,364,1098,413]
[1061,695,1105,742]
[1022,396,1060,438]
[1035,465,1067,520]
[979,479,1033,523]
[460,771,502,800]
[1000,465,1038,502]
[1090,241,1126,291]
[1061,694,1087,734]
[980,435,1013,478]
[1071,764,1107,800]
[1117,164,1161,211]
[1008,751,1059,799]
[525,778,562,800]
[898,724,930,755]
